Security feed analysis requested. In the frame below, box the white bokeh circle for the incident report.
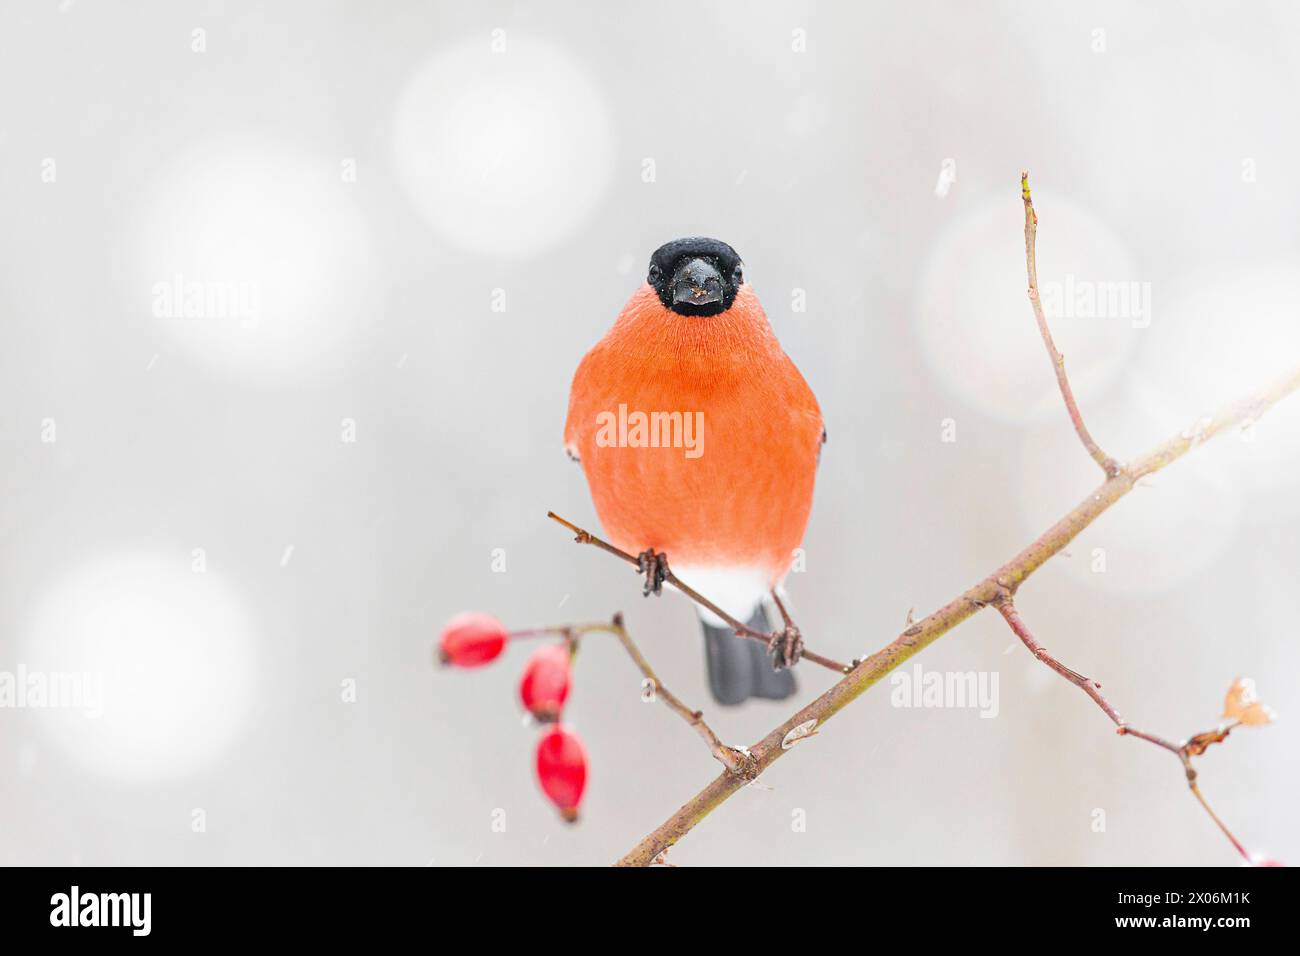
[134,136,379,386]
[916,191,1141,422]
[21,551,258,782]
[1013,391,1243,595]
[1132,265,1300,518]
[391,34,615,257]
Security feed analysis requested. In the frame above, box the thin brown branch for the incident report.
[609,614,755,776]
[546,511,851,674]
[994,599,1130,731]
[506,625,583,640]
[606,181,1300,866]
[613,367,1300,866]
[1022,172,1121,478]
[563,616,753,776]
[1189,777,1251,863]
[994,598,1250,861]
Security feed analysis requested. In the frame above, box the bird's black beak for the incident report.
[671,258,724,308]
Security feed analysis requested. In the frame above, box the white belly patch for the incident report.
[668,565,769,627]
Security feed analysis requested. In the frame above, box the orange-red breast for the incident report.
[564,238,824,704]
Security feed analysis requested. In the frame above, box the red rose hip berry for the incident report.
[519,644,572,721]
[535,725,588,822]
[438,612,508,668]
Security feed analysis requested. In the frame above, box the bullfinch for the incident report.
[564,238,824,705]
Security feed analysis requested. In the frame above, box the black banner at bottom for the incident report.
[0,865,1290,941]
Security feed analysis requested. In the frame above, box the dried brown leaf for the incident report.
[1185,726,1232,757]
[1223,677,1276,727]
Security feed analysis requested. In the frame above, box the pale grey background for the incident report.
[1,0,1297,866]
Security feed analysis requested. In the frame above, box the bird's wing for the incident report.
[563,348,598,464]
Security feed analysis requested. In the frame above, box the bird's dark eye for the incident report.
[732,265,743,284]
[648,263,661,284]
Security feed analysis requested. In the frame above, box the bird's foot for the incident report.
[636,549,669,597]
[766,589,803,668]
[767,624,804,669]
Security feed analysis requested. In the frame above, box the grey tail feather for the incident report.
[702,605,796,706]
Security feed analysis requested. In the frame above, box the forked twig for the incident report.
[528,617,754,776]
[994,597,1251,862]
[608,175,1299,866]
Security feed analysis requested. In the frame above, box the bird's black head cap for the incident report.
[647,237,744,316]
